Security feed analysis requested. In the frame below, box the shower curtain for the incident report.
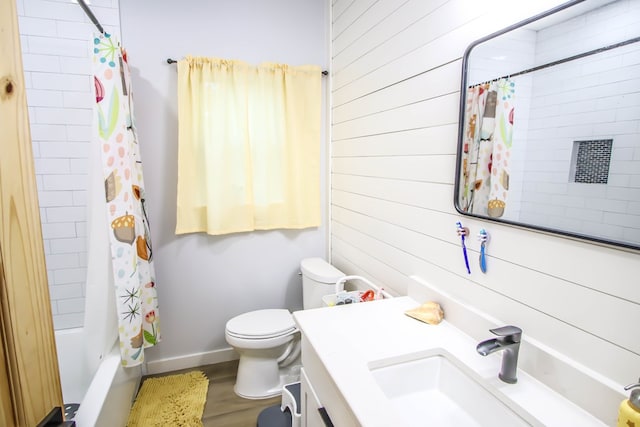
[459,78,515,218]
[92,33,160,366]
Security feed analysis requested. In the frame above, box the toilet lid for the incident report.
[226,309,296,338]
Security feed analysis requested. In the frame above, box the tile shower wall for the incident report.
[17,0,120,329]
[521,0,640,243]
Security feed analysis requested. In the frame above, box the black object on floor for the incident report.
[36,406,76,427]
[256,404,292,427]
[64,403,80,420]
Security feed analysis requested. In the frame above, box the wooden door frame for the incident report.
[0,0,64,425]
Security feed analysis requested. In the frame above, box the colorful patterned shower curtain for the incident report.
[459,78,515,218]
[92,33,160,366]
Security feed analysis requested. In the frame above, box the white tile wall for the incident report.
[41,222,77,239]
[521,1,640,243]
[19,0,121,330]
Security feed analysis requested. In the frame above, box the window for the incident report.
[175,57,322,235]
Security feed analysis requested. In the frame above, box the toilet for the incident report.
[225,257,344,399]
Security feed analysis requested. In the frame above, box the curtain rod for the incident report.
[77,0,104,34]
[470,35,640,87]
[166,58,328,76]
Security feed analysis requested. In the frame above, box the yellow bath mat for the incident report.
[127,370,209,427]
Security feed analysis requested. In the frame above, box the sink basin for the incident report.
[369,350,539,427]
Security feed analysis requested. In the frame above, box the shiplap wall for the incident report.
[329,0,640,399]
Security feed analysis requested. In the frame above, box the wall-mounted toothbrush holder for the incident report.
[456,224,469,238]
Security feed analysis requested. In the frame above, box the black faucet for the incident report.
[476,325,522,384]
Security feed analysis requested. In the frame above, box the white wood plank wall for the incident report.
[329,0,640,390]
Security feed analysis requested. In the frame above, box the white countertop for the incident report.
[293,296,607,427]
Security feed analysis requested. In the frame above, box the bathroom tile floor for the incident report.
[141,360,281,426]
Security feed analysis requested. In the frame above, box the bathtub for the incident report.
[55,328,141,427]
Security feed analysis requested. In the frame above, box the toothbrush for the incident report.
[478,229,489,273]
[456,222,471,274]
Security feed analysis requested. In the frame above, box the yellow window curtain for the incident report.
[176,57,322,235]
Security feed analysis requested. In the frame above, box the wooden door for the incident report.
[0,0,64,425]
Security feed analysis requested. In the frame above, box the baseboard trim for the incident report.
[145,347,239,375]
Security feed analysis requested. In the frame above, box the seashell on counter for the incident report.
[404,301,444,325]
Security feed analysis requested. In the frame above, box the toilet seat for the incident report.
[226,309,296,340]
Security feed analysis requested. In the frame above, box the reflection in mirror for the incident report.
[455,0,640,250]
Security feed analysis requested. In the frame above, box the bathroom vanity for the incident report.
[293,278,618,426]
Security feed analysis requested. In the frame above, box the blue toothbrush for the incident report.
[456,222,471,274]
[478,229,489,273]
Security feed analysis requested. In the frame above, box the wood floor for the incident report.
[141,360,282,426]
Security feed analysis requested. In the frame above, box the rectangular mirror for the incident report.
[455,0,640,250]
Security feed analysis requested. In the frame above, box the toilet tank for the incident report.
[300,258,344,309]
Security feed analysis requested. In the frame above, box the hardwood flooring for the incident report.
[141,360,282,427]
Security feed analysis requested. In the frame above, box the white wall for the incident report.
[119,0,329,365]
[330,0,640,422]
[17,0,121,330]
